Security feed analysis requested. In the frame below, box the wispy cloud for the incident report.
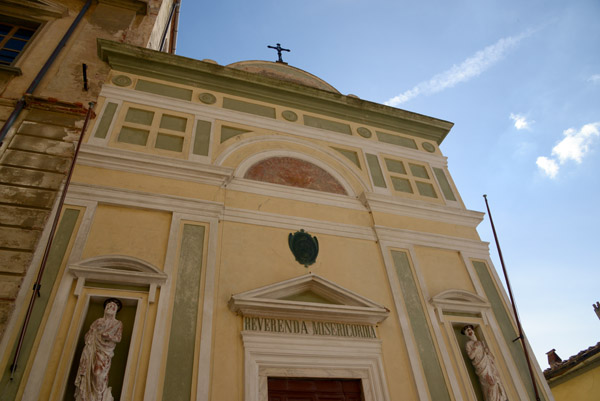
[510,113,533,130]
[536,122,600,178]
[385,31,531,106]
[588,74,600,84]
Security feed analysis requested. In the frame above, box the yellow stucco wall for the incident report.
[414,246,476,297]
[6,46,551,400]
[549,359,600,401]
[81,204,172,268]
[210,221,421,400]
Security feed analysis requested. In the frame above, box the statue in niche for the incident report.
[75,298,123,401]
[461,325,508,401]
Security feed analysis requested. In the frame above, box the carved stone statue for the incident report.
[75,298,123,401]
[461,325,508,401]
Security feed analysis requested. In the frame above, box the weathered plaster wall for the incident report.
[0,0,169,344]
[549,358,600,401]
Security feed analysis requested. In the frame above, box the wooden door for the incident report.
[268,378,363,401]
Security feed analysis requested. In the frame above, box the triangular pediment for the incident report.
[228,274,389,324]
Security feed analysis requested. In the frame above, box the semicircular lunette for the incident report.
[244,156,348,195]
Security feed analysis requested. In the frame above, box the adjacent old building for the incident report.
[0,0,178,398]
[0,1,555,400]
[543,304,600,401]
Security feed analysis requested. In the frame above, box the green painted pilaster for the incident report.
[433,168,457,201]
[193,120,211,156]
[391,250,451,401]
[162,224,205,401]
[0,208,80,400]
[94,102,118,139]
[472,261,546,401]
[366,154,387,188]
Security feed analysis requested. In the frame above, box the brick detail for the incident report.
[244,157,347,195]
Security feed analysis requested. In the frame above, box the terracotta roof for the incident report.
[544,342,600,380]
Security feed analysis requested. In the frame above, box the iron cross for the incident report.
[267,43,290,63]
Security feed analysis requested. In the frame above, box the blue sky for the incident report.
[176,0,600,367]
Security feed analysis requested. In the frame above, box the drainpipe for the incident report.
[168,0,180,54]
[159,0,179,53]
[0,0,93,145]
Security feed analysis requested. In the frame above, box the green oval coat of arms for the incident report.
[288,229,319,267]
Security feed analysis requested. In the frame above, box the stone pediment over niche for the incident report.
[430,289,490,320]
[68,255,167,302]
[228,274,389,324]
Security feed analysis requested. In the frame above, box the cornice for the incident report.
[375,225,490,256]
[78,144,233,186]
[97,0,148,14]
[97,39,454,144]
[361,192,484,228]
[99,85,449,165]
[226,178,366,211]
[0,0,68,19]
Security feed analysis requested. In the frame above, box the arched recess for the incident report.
[68,254,168,303]
[27,255,169,401]
[215,136,371,196]
[429,289,523,401]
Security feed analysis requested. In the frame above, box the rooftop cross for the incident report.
[267,43,290,63]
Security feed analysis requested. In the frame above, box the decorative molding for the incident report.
[68,255,167,302]
[422,142,436,153]
[376,225,490,256]
[99,85,450,165]
[242,332,390,401]
[281,110,297,121]
[78,144,233,187]
[229,274,389,324]
[223,207,376,241]
[111,74,132,87]
[97,0,147,14]
[0,0,68,19]
[198,92,216,104]
[66,183,225,217]
[430,289,491,322]
[362,191,484,227]
[229,145,361,196]
[357,127,372,138]
[97,39,453,145]
[226,177,366,211]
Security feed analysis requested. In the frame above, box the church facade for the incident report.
[0,2,554,401]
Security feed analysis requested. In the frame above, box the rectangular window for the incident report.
[384,156,440,201]
[112,103,193,157]
[0,16,39,66]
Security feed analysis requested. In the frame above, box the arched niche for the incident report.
[244,156,348,195]
[68,254,167,303]
[215,137,370,197]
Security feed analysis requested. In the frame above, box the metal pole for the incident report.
[10,102,95,379]
[483,194,541,401]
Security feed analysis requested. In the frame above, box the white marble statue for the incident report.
[75,298,123,401]
[461,325,508,401]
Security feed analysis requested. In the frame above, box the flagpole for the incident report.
[483,194,541,401]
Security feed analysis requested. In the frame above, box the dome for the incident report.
[226,60,340,93]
